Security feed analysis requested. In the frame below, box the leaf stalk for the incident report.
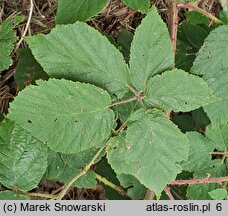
[53,147,103,200]
[93,172,128,197]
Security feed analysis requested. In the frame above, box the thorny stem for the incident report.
[107,87,145,108]
[114,122,127,135]
[144,189,155,200]
[169,176,228,185]
[93,172,128,197]
[7,176,228,199]
[107,97,138,108]
[167,0,223,54]
[164,186,174,200]
[177,2,223,25]
[126,84,138,95]
[53,148,103,200]
[167,0,178,54]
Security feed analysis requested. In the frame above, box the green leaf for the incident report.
[122,0,150,13]
[220,11,228,24]
[27,22,130,98]
[0,113,4,122]
[192,107,210,129]
[181,132,211,172]
[12,15,25,27]
[0,119,48,191]
[187,160,226,200]
[56,0,109,24]
[44,148,101,189]
[107,132,135,175]
[209,189,227,200]
[8,79,115,154]
[113,92,140,123]
[130,7,174,91]
[96,157,126,200]
[175,22,210,72]
[0,18,17,71]
[205,124,228,152]
[15,48,48,89]
[204,100,228,125]
[116,29,133,63]
[175,42,197,72]
[185,11,209,25]
[219,0,228,11]
[124,109,189,195]
[107,134,147,199]
[180,23,208,49]
[43,150,65,180]
[144,69,214,112]
[117,174,147,199]
[191,25,228,124]
[0,191,29,200]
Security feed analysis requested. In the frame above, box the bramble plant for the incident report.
[0,0,228,200]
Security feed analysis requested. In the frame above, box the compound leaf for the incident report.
[124,109,189,195]
[27,22,130,98]
[191,25,228,124]
[56,0,109,24]
[130,7,174,91]
[122,0,150,13]
[144,69,213,112]
[8,79,115,154]
[0,19,17,71]
[0,119,48,191]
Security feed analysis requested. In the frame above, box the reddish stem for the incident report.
[107,97,137,108]
[168,0,179,54]
[169,176,228,185]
